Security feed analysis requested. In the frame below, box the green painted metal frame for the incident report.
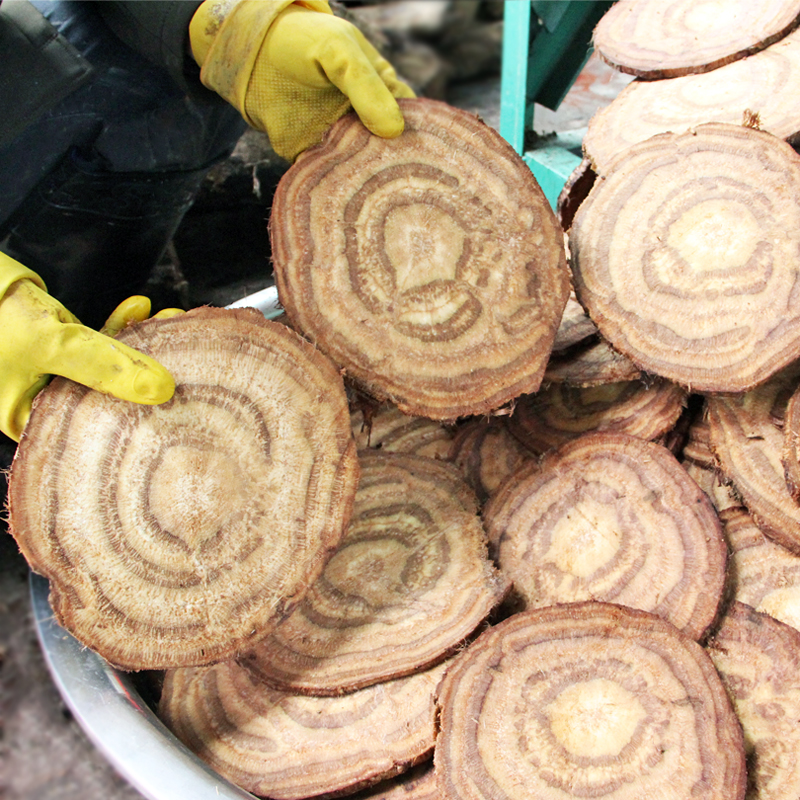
[500,0,613,208]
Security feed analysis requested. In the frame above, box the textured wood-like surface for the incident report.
[271,98,570,420]
[160,658,447,800]
[507,378,687,456]
[483,433,726,639]
[593,0,800,78]
[707,362,800,555]
[8,308,359,671]
[239,452,508,694]
[572,123,800,393]
[725,506,800,634]
[435,603,745,800]
[584,28,800,175]
[706,603,800,800]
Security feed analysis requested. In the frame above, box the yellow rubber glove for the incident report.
[0,252,177,442]
[189,0,416,161]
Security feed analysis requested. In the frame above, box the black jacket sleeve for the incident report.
[0,0,94,146]
[93,0,207,95]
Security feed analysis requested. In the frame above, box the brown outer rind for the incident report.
[434,602,746,800]
[8,307,359,671]
[482,432,727,640]
[571,122,800,393]
[592,0,800,79]
[270,97,570,421]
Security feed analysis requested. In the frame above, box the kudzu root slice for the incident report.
[556,159,597,233]
[584,28,800,176]
[593,0,800,79]
[239,452,509,694]
[159,658,447,800]
[782,381,800,499]
[483,432,726,639]
[506,377,687,456]
[551,294,598,354]
[448,417,534,504]
[8,308,359,670]
[706,602,800,799]
[707,362,800,554]
[435,602,746,800]
[543,337,641,387]
[572,123,800,392]
[346,761,439,800]
[726,507,800,634]
[351,403,454,460]
[270,97,570,421]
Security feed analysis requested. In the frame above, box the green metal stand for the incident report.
[499,0,613,208]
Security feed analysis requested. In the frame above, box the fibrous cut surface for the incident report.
[781,381,800,498]
[707,361,800,554]
[159,658,447,799]
[725,507,800,635]
[483,432,727,639]
[238,451,508,694]
[571,123,800,393]
[351,403,454,460]
[434,603,746,800]
[543,337,641,387]
[506,377,687,456]
[593,0,800,79]
[448,417,534,505]
[706,602,800,800]
[8,308,359,671]
[270,98,570,420]
[584,27,800,175]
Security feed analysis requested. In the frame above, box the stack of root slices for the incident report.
[15,23,800,794]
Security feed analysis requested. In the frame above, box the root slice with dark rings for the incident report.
[238,451,509,695]
[7,307,360,671]
[434,602,746,800]
[270,97,571,422]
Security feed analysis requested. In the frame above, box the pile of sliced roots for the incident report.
[17,11,800,792]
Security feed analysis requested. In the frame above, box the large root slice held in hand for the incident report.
[7,307,360,671]
[435,602,746,800]
[571,122,800,393]
[270,98,570,421]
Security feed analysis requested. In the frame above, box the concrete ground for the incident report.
[0,43,628,800]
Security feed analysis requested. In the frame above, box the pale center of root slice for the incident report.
[546,678,647,758]
[683,1,745,35]
[547,499,622,577]
[322,537,417,610]
[382,204,465,292]
[665,199,760,274]
[149,445,245,548]
[758,588,800,631]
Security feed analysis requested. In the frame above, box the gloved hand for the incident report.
[189,0,416,161]
[0,252,178,442]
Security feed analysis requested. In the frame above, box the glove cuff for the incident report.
[190,0,332,121]
[0,251,47,301]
